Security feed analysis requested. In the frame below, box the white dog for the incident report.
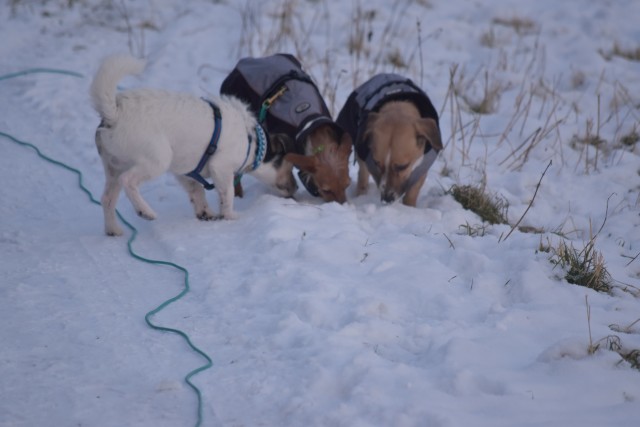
[90,54,297,236]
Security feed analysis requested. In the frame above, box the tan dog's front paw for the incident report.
[402,195,418,207]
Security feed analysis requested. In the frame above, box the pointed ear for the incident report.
[284,153,318,174]
[416,117,443,151]
[339,132,353,156]
[270,133,295,154]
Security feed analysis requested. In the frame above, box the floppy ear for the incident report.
[416,117,443,151]
[366,112,380,127]
[284,153,318,174]
[270,133,295,154]
[360,112,380,147]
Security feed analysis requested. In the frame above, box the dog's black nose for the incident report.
[381,193,396,204]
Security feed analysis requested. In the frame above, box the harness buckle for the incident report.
[259,86,289,123]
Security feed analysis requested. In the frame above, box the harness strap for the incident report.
[298,169,320,197]
[401,147,439,194]
[235,124,268,183]
[365,146,439,195]
[185,100,222,190]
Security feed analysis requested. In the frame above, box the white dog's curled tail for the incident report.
[90,54,146,125]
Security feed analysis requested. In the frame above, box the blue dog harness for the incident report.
[185,100,222,190]
[186,99,267,190]
[235,123,268,183]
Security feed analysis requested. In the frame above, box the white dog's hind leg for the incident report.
[120,167,158,220]
[102,176,124,236]
[175,175,215,220]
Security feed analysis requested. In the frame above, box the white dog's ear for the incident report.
[270,133,294,154]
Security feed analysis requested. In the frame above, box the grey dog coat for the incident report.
[220,53,341,155]
[336,73,440,161]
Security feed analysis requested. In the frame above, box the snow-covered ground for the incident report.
[1,1,639,426]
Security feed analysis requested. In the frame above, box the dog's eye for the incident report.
[394,163,409,172]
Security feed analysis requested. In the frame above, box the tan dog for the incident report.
[337,74,442,206]
[359,101,441,205]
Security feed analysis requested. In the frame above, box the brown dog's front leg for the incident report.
[234,179,244,198]
[402,174,427,207]
[356,158,370,196]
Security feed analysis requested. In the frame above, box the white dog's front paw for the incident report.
[196,208,216,221]
[105,224,124,236]
[136,209,157,221]
[219,211,238,220]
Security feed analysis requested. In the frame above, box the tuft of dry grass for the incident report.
[586,300,640,371]
[454,68,507,115]
[517,225,545,234]
[619,127,640,148]
[348,5,375,56]
[458,222,488,237]
[570,114,608,173]
[570,133,606,149]
[600,41,640,62]
[570,70,587,89]
[479,28,498,48]
[449,184,509,225]
[385,48,408,69]
[492,16,537,36]
[549,239,613,294]
[537,236,553,253]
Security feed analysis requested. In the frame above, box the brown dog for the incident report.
[283,124,352,203]
[337,74,442,206]
[221,54,352,204]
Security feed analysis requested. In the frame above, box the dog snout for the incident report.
[381,191,397,204]
[277,175,298,197]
